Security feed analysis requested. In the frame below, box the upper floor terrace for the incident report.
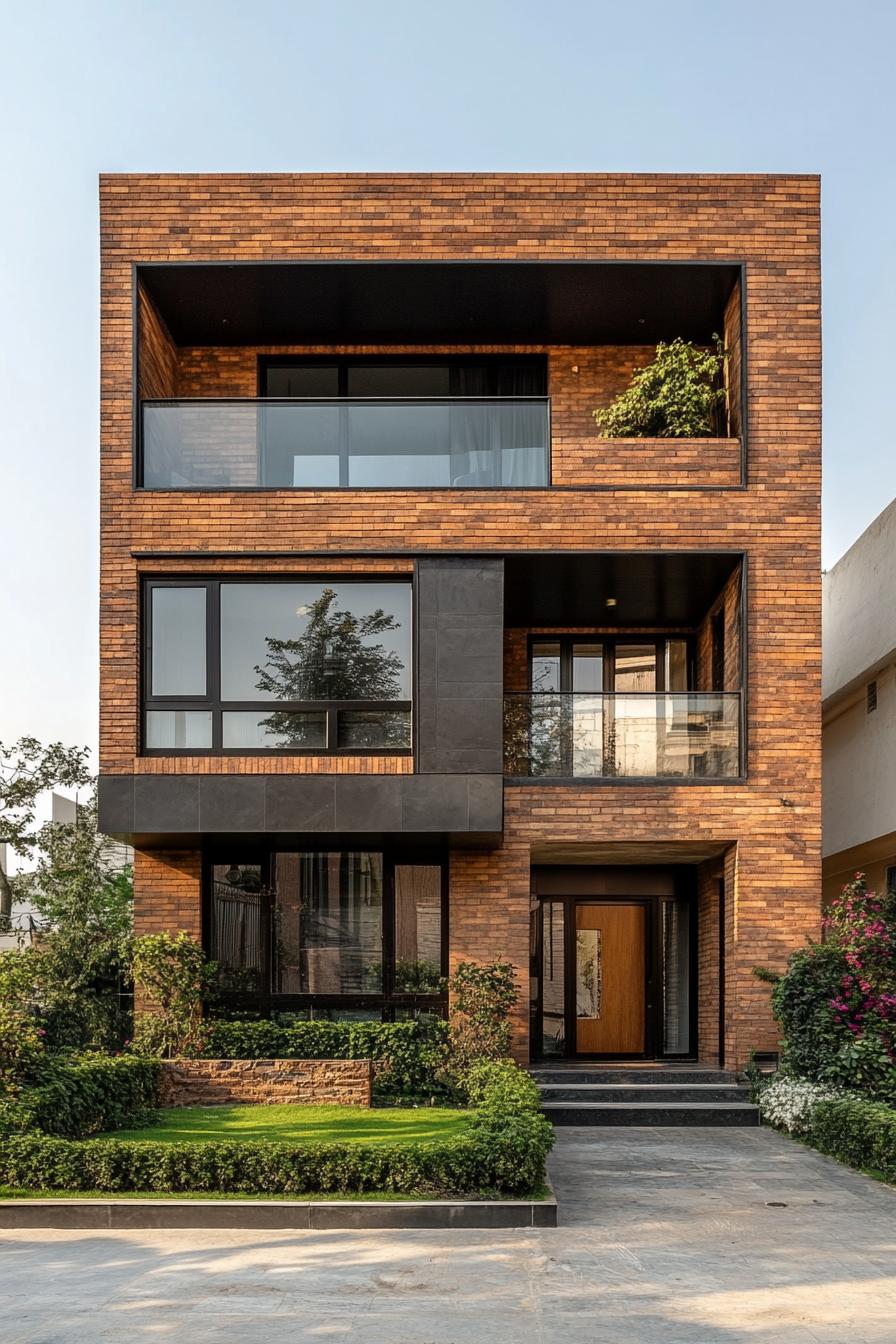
[134,260,745,493]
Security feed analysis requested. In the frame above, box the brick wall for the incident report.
[159,1058,372,1107]
[101,174,822,1068]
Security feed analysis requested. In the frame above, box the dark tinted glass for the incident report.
[264,366,339,397]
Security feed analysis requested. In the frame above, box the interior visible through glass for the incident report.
[540,901,566,1057]
[394,866,443,992]
[662,898,691,1053]
[271,852,384,995]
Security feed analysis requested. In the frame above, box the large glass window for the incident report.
[143,578,413,754]
[206,848,447,1017]
[150,587,206,696]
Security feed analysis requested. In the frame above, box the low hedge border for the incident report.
[809,1096,896,1184]
[200,1019,448,1101]
[0,1060,554,1199]
[0,1056,160,1139]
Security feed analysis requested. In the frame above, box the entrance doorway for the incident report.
[531,869,695,1060]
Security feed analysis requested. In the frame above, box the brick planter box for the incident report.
[159,1059,372,1108]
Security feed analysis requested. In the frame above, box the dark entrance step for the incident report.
[530,1063,759,1126]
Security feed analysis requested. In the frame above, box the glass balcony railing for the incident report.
[504,692,742,779]
[140,398,551,489]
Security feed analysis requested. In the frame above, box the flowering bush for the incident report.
[767,874,896,1099]
[758,1076,853,1134]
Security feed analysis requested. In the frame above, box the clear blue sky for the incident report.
[0,0,892,755]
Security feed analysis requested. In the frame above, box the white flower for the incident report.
[758,1077,851,1134]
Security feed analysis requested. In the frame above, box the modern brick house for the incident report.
[97,173,821,1069]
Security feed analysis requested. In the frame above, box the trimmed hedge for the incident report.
[810,1097,896,1184]
[0,1059,553,1198]
[200,1019,449,1100]
[0,1056,160,1140]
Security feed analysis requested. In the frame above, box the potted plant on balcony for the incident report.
[593,336,729,438]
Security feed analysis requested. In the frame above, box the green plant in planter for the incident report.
[448,959,517,1070]
[131,932,216,1059]
[593,336,728,438]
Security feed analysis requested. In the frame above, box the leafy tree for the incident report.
[254,587,407,746]
[15,793,133,1050]
[593,337,729,438]
[0,738,91,925]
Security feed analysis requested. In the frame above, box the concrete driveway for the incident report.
[1,1127,894,1343]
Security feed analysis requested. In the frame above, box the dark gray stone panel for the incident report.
[334,777,402,832]
[133,775,200,833]
[265,776,336,832]
[401,775,470,831]
[97,775,135,837]
[199,776,265,832]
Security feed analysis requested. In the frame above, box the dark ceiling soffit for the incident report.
[503,552,741,627]
[137,260,742,347]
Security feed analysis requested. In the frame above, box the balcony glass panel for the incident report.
[141,399,550,490]
[504,693,741,779]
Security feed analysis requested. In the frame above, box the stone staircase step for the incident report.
[538,1083,750,1105]
[541,1101,760,1127]
[530,1068,737,1086]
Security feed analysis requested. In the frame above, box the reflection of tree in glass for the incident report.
[256,588,406,745]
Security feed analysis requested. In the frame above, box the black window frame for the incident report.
[258,353,549,398]
[203,844,449,1019]
[142,575,414,756]
[527,635,697,695]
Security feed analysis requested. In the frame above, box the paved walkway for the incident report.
[1,1127,894,1343]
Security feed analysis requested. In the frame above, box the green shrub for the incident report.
[0,1055,160,1139]
[810,1097,896,1183]
[592,337,728,438]
[448,960,517,1071]
[760,875,896,1099]
[132,932,215,1058]
[0,1058,552,1198]
[462,1058,542,1112]
[199,1019,449,1101]
[769,940,852,1079]
[0,950,47,1092]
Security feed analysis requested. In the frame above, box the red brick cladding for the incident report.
[101,175,822,1065]
[159,1058,372,1107]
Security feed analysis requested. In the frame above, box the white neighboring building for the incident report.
[823,498,896,903]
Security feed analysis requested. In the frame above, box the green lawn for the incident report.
[94,1103,471,1146]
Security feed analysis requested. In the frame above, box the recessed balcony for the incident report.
[133,260,746,491]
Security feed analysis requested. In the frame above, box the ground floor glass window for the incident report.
[206,847,446,1018]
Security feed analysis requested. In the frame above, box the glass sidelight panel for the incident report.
[540,901,566,1057]
[662,899,691,1054]
[210,864,264,993]
[394,866,443,991]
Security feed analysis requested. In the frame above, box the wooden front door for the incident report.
[574,902,647,1056]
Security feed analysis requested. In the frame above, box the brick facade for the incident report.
[100,174,822,1069]
[159,1058,373,1107]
